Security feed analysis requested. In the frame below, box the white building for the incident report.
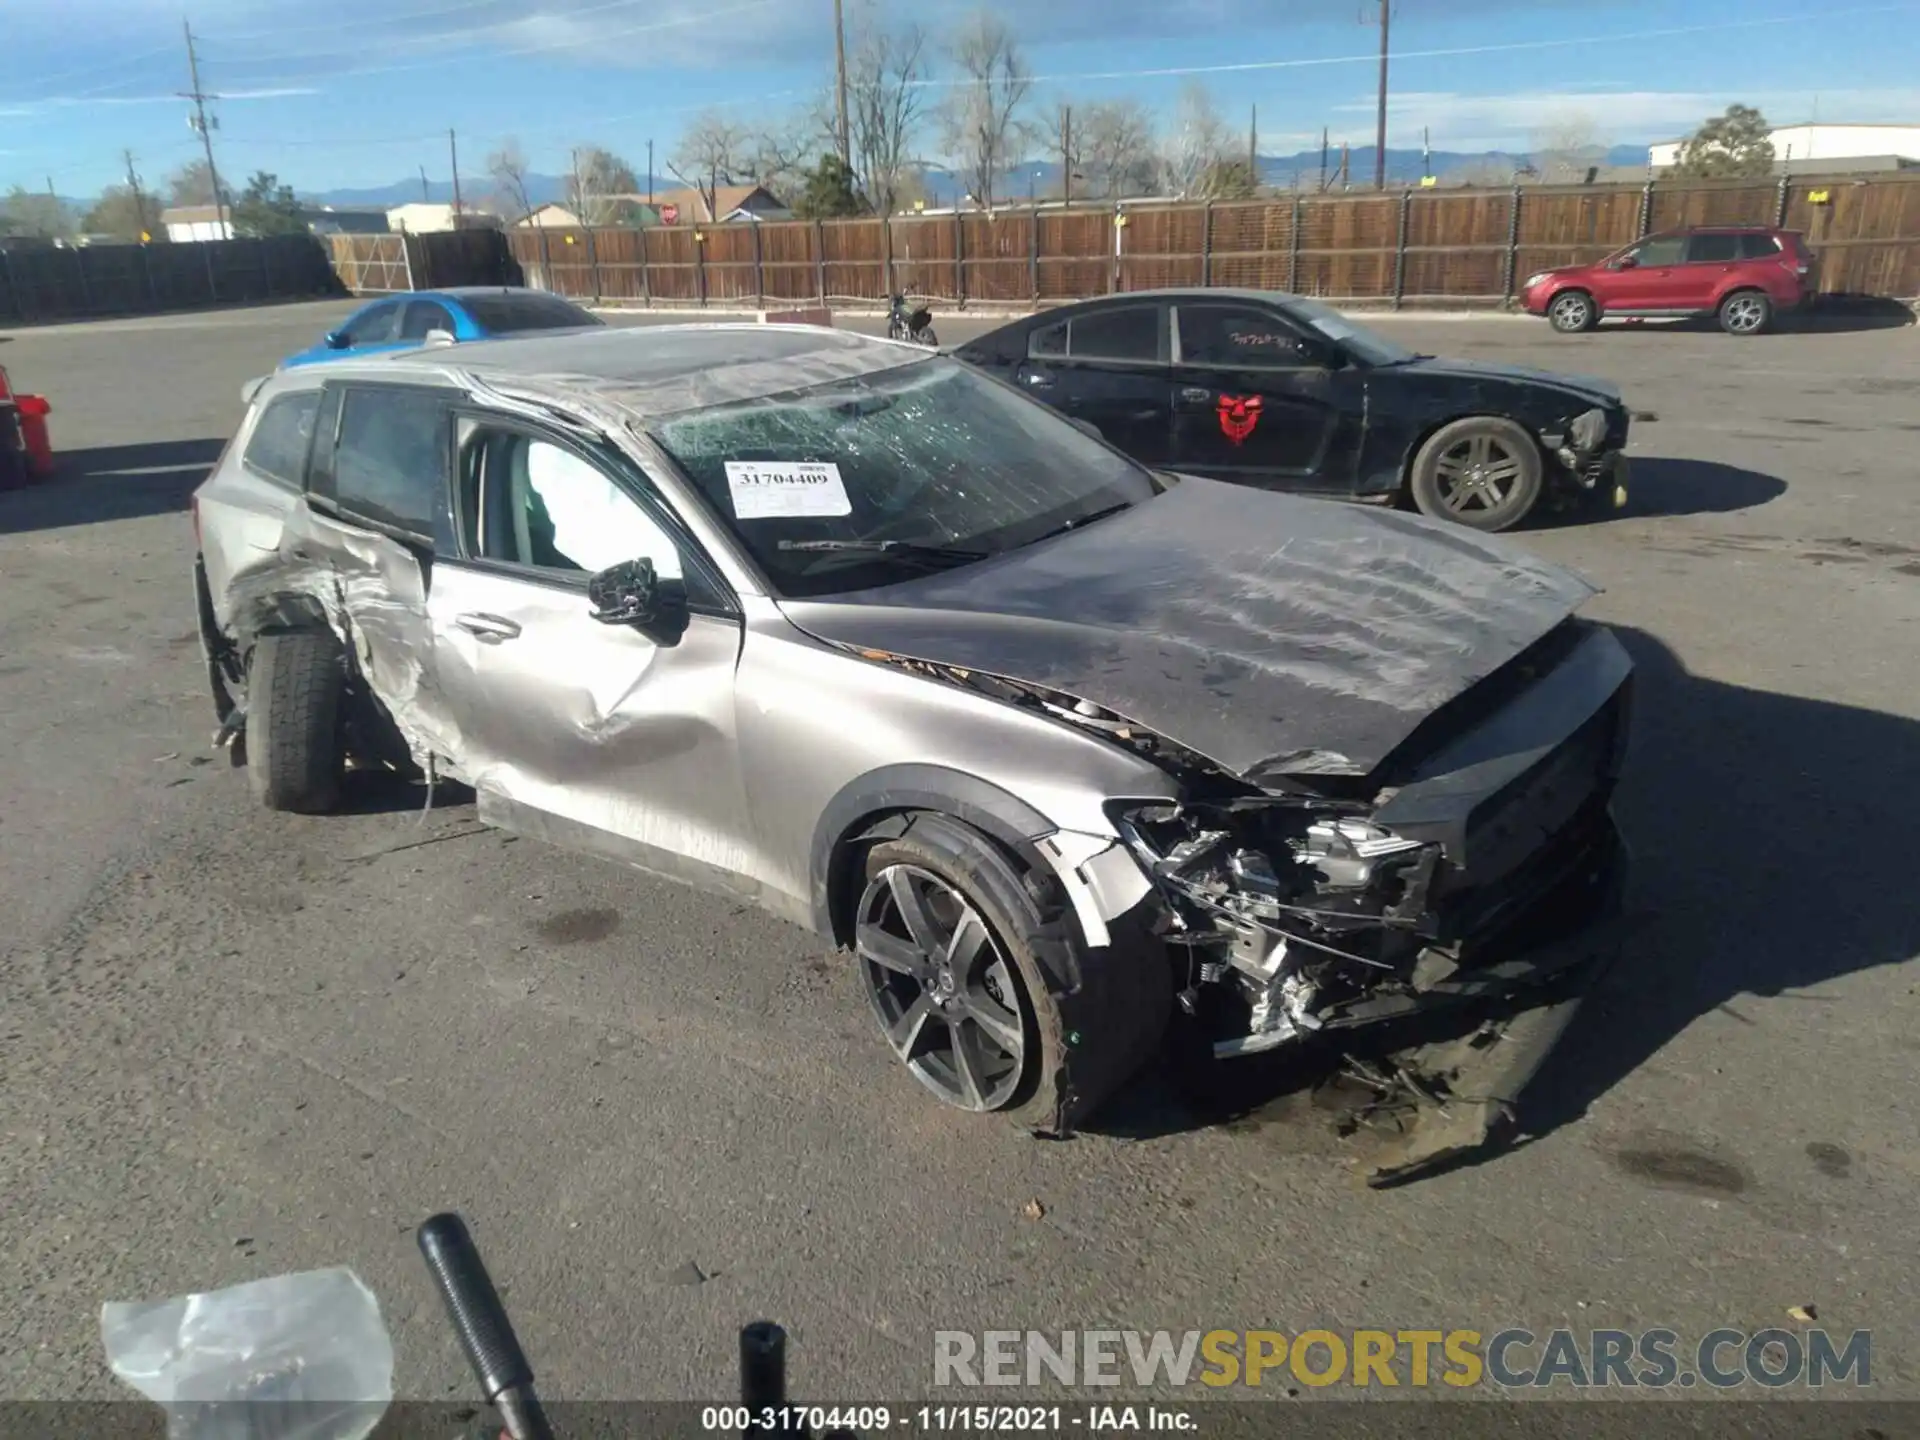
[385,202,460,233]
[1650,122,1920,171]
[159,204,234,242]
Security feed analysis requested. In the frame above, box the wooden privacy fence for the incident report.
[481,173,1920,310]
[0,234,340,323]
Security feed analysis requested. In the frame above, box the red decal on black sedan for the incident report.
[1217,394,1262,445]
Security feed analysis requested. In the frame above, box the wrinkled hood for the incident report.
[1396,354,1622,408]
[779,477,1600,786]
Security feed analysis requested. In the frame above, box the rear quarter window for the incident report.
[461,293,602,333]
[1738,233,1783,259]
[242,390,322,488]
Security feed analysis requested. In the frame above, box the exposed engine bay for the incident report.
[842,630,1632,1184]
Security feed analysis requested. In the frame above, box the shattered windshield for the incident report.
[1284,296,1420,366]
[649,357,1159,598]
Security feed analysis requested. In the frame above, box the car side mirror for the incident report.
[324,330,351,349]
[1293,336,1338,367]
[587,558,664,625]
[1614,256,1638,271]
[423,328,456,347]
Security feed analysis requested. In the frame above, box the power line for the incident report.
[213,0,786,87]
[895,1,1920,87]
[6,42,176,99]
[198,0,697,67]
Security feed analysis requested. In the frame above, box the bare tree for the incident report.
[166,159,219,206]
[670,108,755,219]
[1046,102,1085,201]
[752,107,830,207]
[940,11,1032,211]
[1529,113,1608,183]
[1079,98,1158,199]
[1160,81,1231,198]
[568,145,641,226]
[847,11,931,215]
[487,138,534,220]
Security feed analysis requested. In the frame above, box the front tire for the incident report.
[1718,289,1772,336]
[1547,290,1597,333]
[246,629,344,813]
[1407,416,1544,533]
[852,812,1162,1132]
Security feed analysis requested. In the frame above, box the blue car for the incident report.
[280,287,603,369]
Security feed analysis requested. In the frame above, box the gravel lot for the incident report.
[2,299,1917,1406]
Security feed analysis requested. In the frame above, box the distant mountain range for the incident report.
[281,143,1653,212]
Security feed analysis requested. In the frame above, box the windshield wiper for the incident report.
[777,538,989,562]
[1024,501,1133,547]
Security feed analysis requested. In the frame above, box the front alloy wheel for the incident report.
[1434,433,1527,517]
[1548,291,1595,333]
[857,864,1030,1111]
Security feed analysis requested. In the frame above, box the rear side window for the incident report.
[460,293,601,333]
[1738,233,1784,259]
[1066,306,1161,362]
[1685,233,1742,263]
[332,386,454,545]
[242,391,320,488]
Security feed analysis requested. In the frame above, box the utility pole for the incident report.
[1060,104,1072,205]
[180,21,228,235]
[1319,126,1330,191]
[419,165,430,202]
[833,0,852,167]
[125,150,151,239]
[1372,0,1391,190]
[1248,104,1258,183]
[448,129,462,218]
[647,139,655,205]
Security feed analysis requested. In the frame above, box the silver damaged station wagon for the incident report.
[192,323,1634,1184]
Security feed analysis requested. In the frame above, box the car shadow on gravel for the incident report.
[0,438,224,534]
[1530,458,1788,527]
[1094,625,1920,1181]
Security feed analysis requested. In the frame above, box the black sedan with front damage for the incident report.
[955,289,1633,532]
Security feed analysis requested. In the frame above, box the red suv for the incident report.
[1522,227,1815,336]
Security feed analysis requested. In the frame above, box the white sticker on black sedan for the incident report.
[724,460,853,519]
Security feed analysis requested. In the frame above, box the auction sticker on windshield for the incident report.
[725,460,853,519]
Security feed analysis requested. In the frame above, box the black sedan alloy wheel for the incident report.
[856,863,1030,1111]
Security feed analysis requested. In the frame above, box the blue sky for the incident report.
[5,0,1918,198]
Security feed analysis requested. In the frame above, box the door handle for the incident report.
[1021,369,1056,389]
[1180,386,1212,403]
[454,612,522,643]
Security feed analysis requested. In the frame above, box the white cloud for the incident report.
[1334,87,1920,150]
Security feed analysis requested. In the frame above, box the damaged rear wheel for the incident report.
[854,814,1079,1130]
[246,628,345,814]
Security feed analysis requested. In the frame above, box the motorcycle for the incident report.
[100,1211,852,1440]
[885,294,937,347]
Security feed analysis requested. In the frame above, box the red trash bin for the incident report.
[14,394,53,479]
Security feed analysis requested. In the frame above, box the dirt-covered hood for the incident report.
[778,476,1600,786]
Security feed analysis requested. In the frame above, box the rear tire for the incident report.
[852,812,1165,1133]
[1408,416,1544,533]
[1718,289,1772,336]
[1547,290,1597,334]
[246,629,344,813]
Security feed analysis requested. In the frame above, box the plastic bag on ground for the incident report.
[101,1267,394,1440]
